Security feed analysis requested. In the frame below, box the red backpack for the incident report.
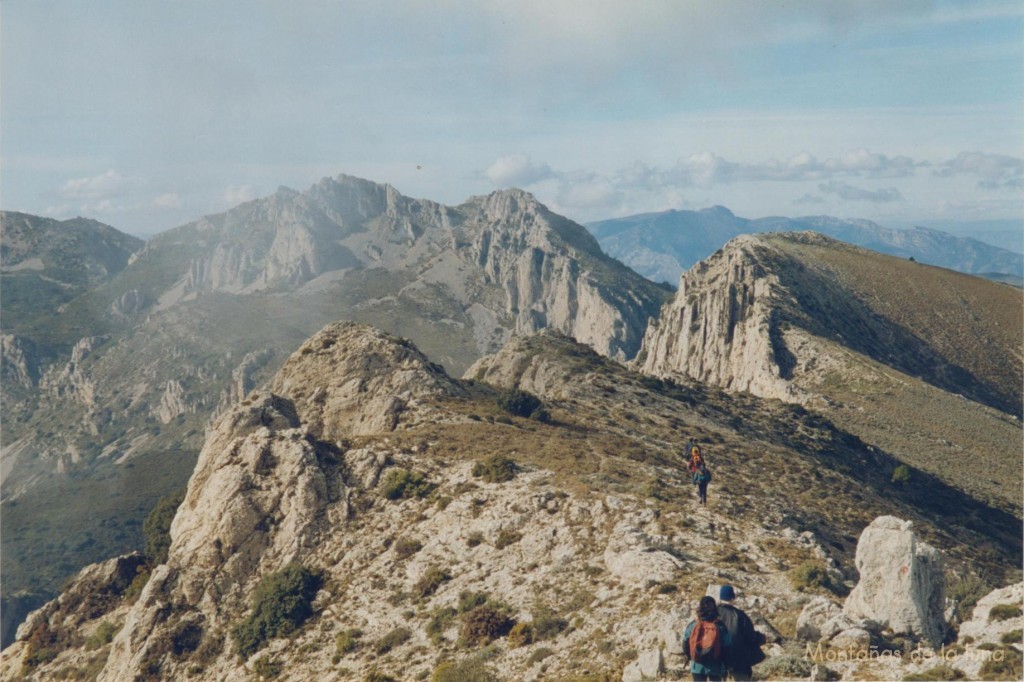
[689,620,722,664]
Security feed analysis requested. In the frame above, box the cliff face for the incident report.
[638,232,1024,512]
[459,189,666,360]
[4,323,1017,682]
[637,235,801,402]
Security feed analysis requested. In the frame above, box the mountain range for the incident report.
[0,177,667,627]
[587,206,1024,286]
[1,177,1020,673]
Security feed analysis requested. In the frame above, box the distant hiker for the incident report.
[682,595,732,682]
[715,585,766,681]
[693,462,712,506]
[686,441,704,473]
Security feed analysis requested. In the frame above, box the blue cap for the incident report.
[719,585,736,601]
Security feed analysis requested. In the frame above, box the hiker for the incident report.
[715,585,766,681]
[686,441,704,474]
[682,595,732,682]
[693,462,712,506]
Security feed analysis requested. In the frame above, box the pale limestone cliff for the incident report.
[637,235,804,402]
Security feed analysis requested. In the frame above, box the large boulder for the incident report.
[843,516,945,647]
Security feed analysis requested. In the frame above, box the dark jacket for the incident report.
[717,603,764,669]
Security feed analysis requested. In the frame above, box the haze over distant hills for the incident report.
[587,207,1023,286]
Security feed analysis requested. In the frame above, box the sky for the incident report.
[2,0,1022,237]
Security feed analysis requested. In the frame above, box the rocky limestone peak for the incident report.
[270,321,467,440]
[637,233,802,402]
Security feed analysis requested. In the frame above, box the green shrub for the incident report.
[381,469,434,501]
[531,605,569,640]
[466,532,484,548]
[430,657,491,682]
[426,607,457,642]
[1001,629,1022,644]
[789,561,840,594]
[393,537,423,560]
[978,645,1022,681]
[460,605,514,647]
[494,529,521,550]
[948,573,989,623]
[414,566,451,598]
[989,604,1023,622]
[231,562,322,659]
[374,626,411,655]
[903,665,964,680]
[172,622,203,656]
[458,591,489,613]
[891,464,912,486]
[528,646,554,664]
[336,628,362,655]
[364,671,397,682]
[508,622,533,647]
[754,654,812,679]
[472,455,518,483]
[84,620,121,650]
[252,656,283,679]
[143,488,186,565]
[496,389,547,421]
[124,567,152,604]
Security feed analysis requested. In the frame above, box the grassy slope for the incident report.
[759,234,1023,513]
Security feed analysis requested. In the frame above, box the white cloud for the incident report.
[58,169,132,200]
[153,193,181,209]
[223,185,258,206]
[817,180,903,203]
[935,151,1023,189]
[483,155,554,187]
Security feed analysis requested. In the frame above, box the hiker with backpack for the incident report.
[715,585,766,681]
[693,462,712,506]
[682,595,732,681]
[686,441,703,474]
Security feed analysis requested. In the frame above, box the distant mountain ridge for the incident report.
[0,212,144,332]
[588,206,1023,285]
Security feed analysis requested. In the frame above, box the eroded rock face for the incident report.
[843,516,945,647]
[270,322,466,439]
[637,235,803,402]
[0,335,43,389]
[461,189,666,360]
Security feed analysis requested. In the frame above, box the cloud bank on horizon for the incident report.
[2,0,1021,236]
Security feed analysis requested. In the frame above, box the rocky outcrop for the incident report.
[270,322,466,438]
[637,235,803,402]
[460,189,668,360]
[39,336,106,407]
[1,335,43,389]
[957,582,1024,643]
[843,516,945,647]
[110,289,146,317]
[155,380,194,424]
